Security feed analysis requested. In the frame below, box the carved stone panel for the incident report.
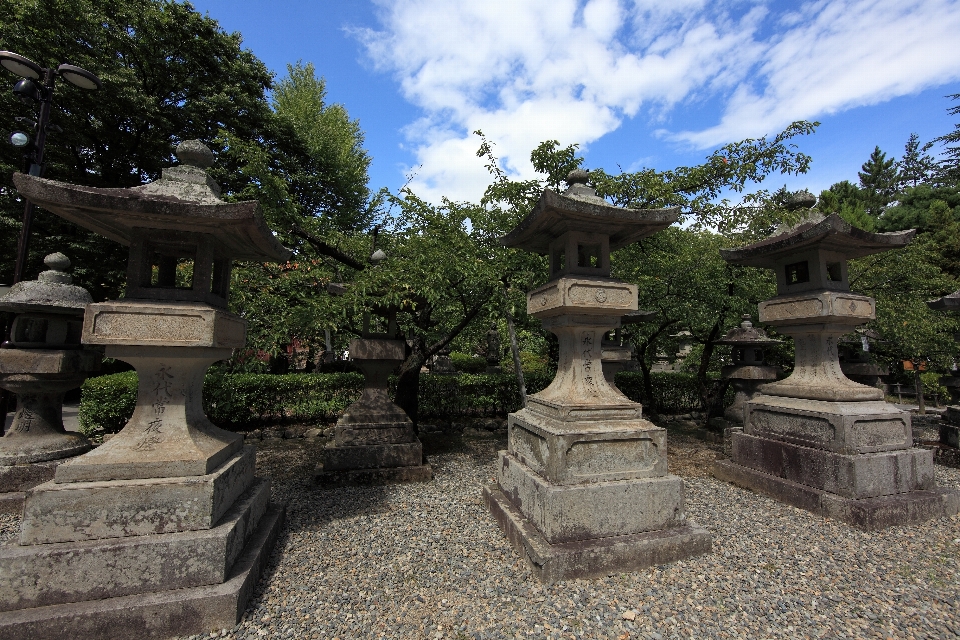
[750,409,836,447]
[566,437,659,480]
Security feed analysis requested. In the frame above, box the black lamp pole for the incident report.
[0,52,100,434]
[0,51,101,285]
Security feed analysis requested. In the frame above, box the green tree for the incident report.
[0,0,274,297]
[930,93,960,181]
[897,132,936,189]
[858,146,898,217]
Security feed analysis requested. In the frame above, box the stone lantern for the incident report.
[600,309,654,388]
[2,140,292,638]
[927,288,960,446]
[714,213,958,529]
[483,170,710,583]
[0,252,99,511]
[838,330,888,388]
[713,314,780,424]
[317,297,432,486]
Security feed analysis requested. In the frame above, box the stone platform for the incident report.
[713,458,958,530]
[0,460,62,514]
[0,503,282,640]
[484,484,711,584]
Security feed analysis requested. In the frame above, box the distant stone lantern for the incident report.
[318,283,432,486]
[483,170,710,583]
[0,252,99,510]
[601,309,655,388]
[838,330,888,388]
[714,212,958,529]
[927,285,960,447]
[713,314,780,424]
[5,140,291,636]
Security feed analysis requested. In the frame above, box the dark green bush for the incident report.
[449,352,487,374]
[615,371,704,413]
[79,369,711,436]
[78,371,138,437]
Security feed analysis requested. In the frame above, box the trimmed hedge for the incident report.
[78,369,707,436]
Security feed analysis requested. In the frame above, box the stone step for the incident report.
[321,441,423,471]
[713,458,960,530]
[0,479,269,612]
[0,502,284,640]
[20,446,255,545]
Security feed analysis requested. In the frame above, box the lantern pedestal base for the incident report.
[484,483,710,584]
[713,456,959,530]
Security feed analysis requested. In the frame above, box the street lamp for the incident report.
[0,50,101,284]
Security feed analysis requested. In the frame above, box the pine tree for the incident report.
[897,133,936,189]
[858,147,898,217]
[931,93,960,180]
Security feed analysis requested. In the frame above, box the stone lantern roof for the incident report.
[720,214,914,268]
[0,252,91,316]
[713,314,780,347]
[12,141,291,263]
[928,289,960,311]
[501,170,678,254]
[620,310,657,324]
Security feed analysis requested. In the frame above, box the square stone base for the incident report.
[0,502,283,640]
[496,452,685,543]
[484,484,711,584]
[316,464,433,488]
[321,440,423,471]
[1,480,270,612]
[0,460,64,513]
[20,447,255,545]
[731,432,934,499]
[713,459,960,530]
[941,422,959,448]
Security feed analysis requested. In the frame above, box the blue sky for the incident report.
[190,0,960,205]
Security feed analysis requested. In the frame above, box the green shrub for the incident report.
[449,352,487,374]
[78,371,138,438]
[614,371,704,413]
[79,369,712,435]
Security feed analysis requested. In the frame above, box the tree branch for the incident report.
[290,223,367,271]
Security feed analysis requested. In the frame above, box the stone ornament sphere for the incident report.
[44,252,70,271]
[176,139,215,168]
[566,169,590,185]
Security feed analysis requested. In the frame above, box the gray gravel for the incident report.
[4,420,960,639]
[182,423,960,640]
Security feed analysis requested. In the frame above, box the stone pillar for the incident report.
[317,338,432,486]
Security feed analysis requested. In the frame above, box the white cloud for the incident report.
[359,0,960,203]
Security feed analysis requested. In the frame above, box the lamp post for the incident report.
[0,51,101,285]
[0,51,100,434]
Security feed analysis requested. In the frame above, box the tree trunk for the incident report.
[696,320,725,427]
[395,335,427,430]
[914,367,926,415]
[503,300,526,408]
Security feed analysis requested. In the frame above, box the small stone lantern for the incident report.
[317,288,432,486]
[5,141,291,636]
[483,170,710,583]
[714,213,958,529]
[0,253,99,507]
[713,314,780,424]
[601,309,655,388]
[927,286,960,446]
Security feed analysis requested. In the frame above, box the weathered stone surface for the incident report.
[0,460,61,494]
[54,345,242,483]
[21,447,254,545]
[526,276,637,318]
[713,459,959,530]
[484,484,710,584]
[496,452,683,543]
[758,290,875,324]
[0,348,100,375]
[744,394,911,454]
[942,422,960,448]
[507,410,666,485]
[0,479,268,612]
[334,423,416,446]
[0,493,25,514]
[82,300,246,349]
[321,441,423,472]
[731,432,933,499]
[0,503,284,640]
[316,464,433,488]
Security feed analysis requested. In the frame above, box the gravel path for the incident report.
[3,419,959,639]
[182,421,960,640]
